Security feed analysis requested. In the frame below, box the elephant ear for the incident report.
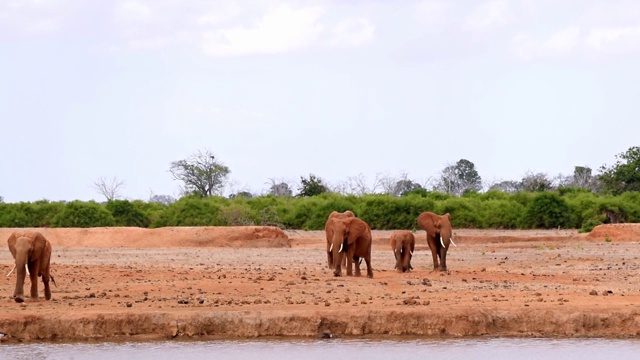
[444,213,451,221]
[346,218,367,245]
[32,233,48,256]
[7,233,17,259]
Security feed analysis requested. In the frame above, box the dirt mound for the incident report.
[0,226,290,248]
[587,224,640,241]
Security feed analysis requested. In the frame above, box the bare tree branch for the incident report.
[93,176,125,201]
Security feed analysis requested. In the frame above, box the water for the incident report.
[2,338,640,360]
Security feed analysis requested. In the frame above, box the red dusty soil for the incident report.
[1,225,640,343]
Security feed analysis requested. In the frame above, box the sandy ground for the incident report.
[1,224,640,342]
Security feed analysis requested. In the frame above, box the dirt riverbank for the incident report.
[1,225,640,342]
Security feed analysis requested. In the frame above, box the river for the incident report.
[2,338,640,360]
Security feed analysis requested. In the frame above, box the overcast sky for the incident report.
[1,0,639,202]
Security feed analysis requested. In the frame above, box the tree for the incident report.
[488,180,521,193]
[169,149,230,197]
[149,194,176,205]
[297,174,328,197]
[0,196,3,203]
[229,191,253,199]
[436,159,482,195]
[93,176,125,201]
[598,146,640,195]
[520,171,552,192]
[394,179,423,196]
[266,178,294,197]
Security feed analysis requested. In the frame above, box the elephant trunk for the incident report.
[13,252,28,303]
[332,239,343,276]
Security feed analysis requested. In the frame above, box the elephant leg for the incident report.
[365,256,373,278]
[28,263,39,300]
[439,248,448,272]
[430,248,439,272]
[41,264,51,300]
[327,250,333,269]
[346,250,354,276]
[353,256,362,277]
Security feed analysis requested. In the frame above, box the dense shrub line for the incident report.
[1,189,639,231]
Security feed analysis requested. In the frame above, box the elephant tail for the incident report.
[51,274,57,287]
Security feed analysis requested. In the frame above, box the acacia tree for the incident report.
[169,149,230,197]
[93,176,126,201]
[598,146,640,195]
[436,159,482,195]
[297,174,328,197]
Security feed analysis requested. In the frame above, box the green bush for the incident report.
[436,197,484,228]
[52,201,116,228]
[106,200,151,227]
[482,200,526,229]
[522,192,570,229]
[219,202,256,226]
[151,197,225,227]
[579,219,602,233]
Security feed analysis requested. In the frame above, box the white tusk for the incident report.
[410,251,414,256]
[329,244,333,252]
[6,264,29,277]
[394,249,396,253]
[450,237,457,247]
[339,243,344,253]
[6,264,16,277]
[440,238,445,247]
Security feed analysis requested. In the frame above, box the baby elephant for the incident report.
[389,230,415,273]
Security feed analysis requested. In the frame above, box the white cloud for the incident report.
[329,17,374,47]
[200,4,325,57]
[115,1,152,24]
[464,0,515,31]
[585,26,640,55]
[0,0,74,36]
[414,0,449,27]
[511,26,581,60]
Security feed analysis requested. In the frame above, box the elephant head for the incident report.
[7,231,54,303]
[417,212,457,271]
[324,210,355,269]
[390,230,415,273]
[328,216,373,278]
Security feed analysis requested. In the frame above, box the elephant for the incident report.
[324,210,355,269]
[327,216,373,278]
[7,231,55,303]
[417,212,457,272]
[389,230,415,273]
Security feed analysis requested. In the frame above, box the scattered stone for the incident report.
[324,301,331,307]
[198,298,206,304]
[473,296,479,301]
[422,278,432,286]
[126,302,132,308]
[177,299,189,305]
[589,290,598,296]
